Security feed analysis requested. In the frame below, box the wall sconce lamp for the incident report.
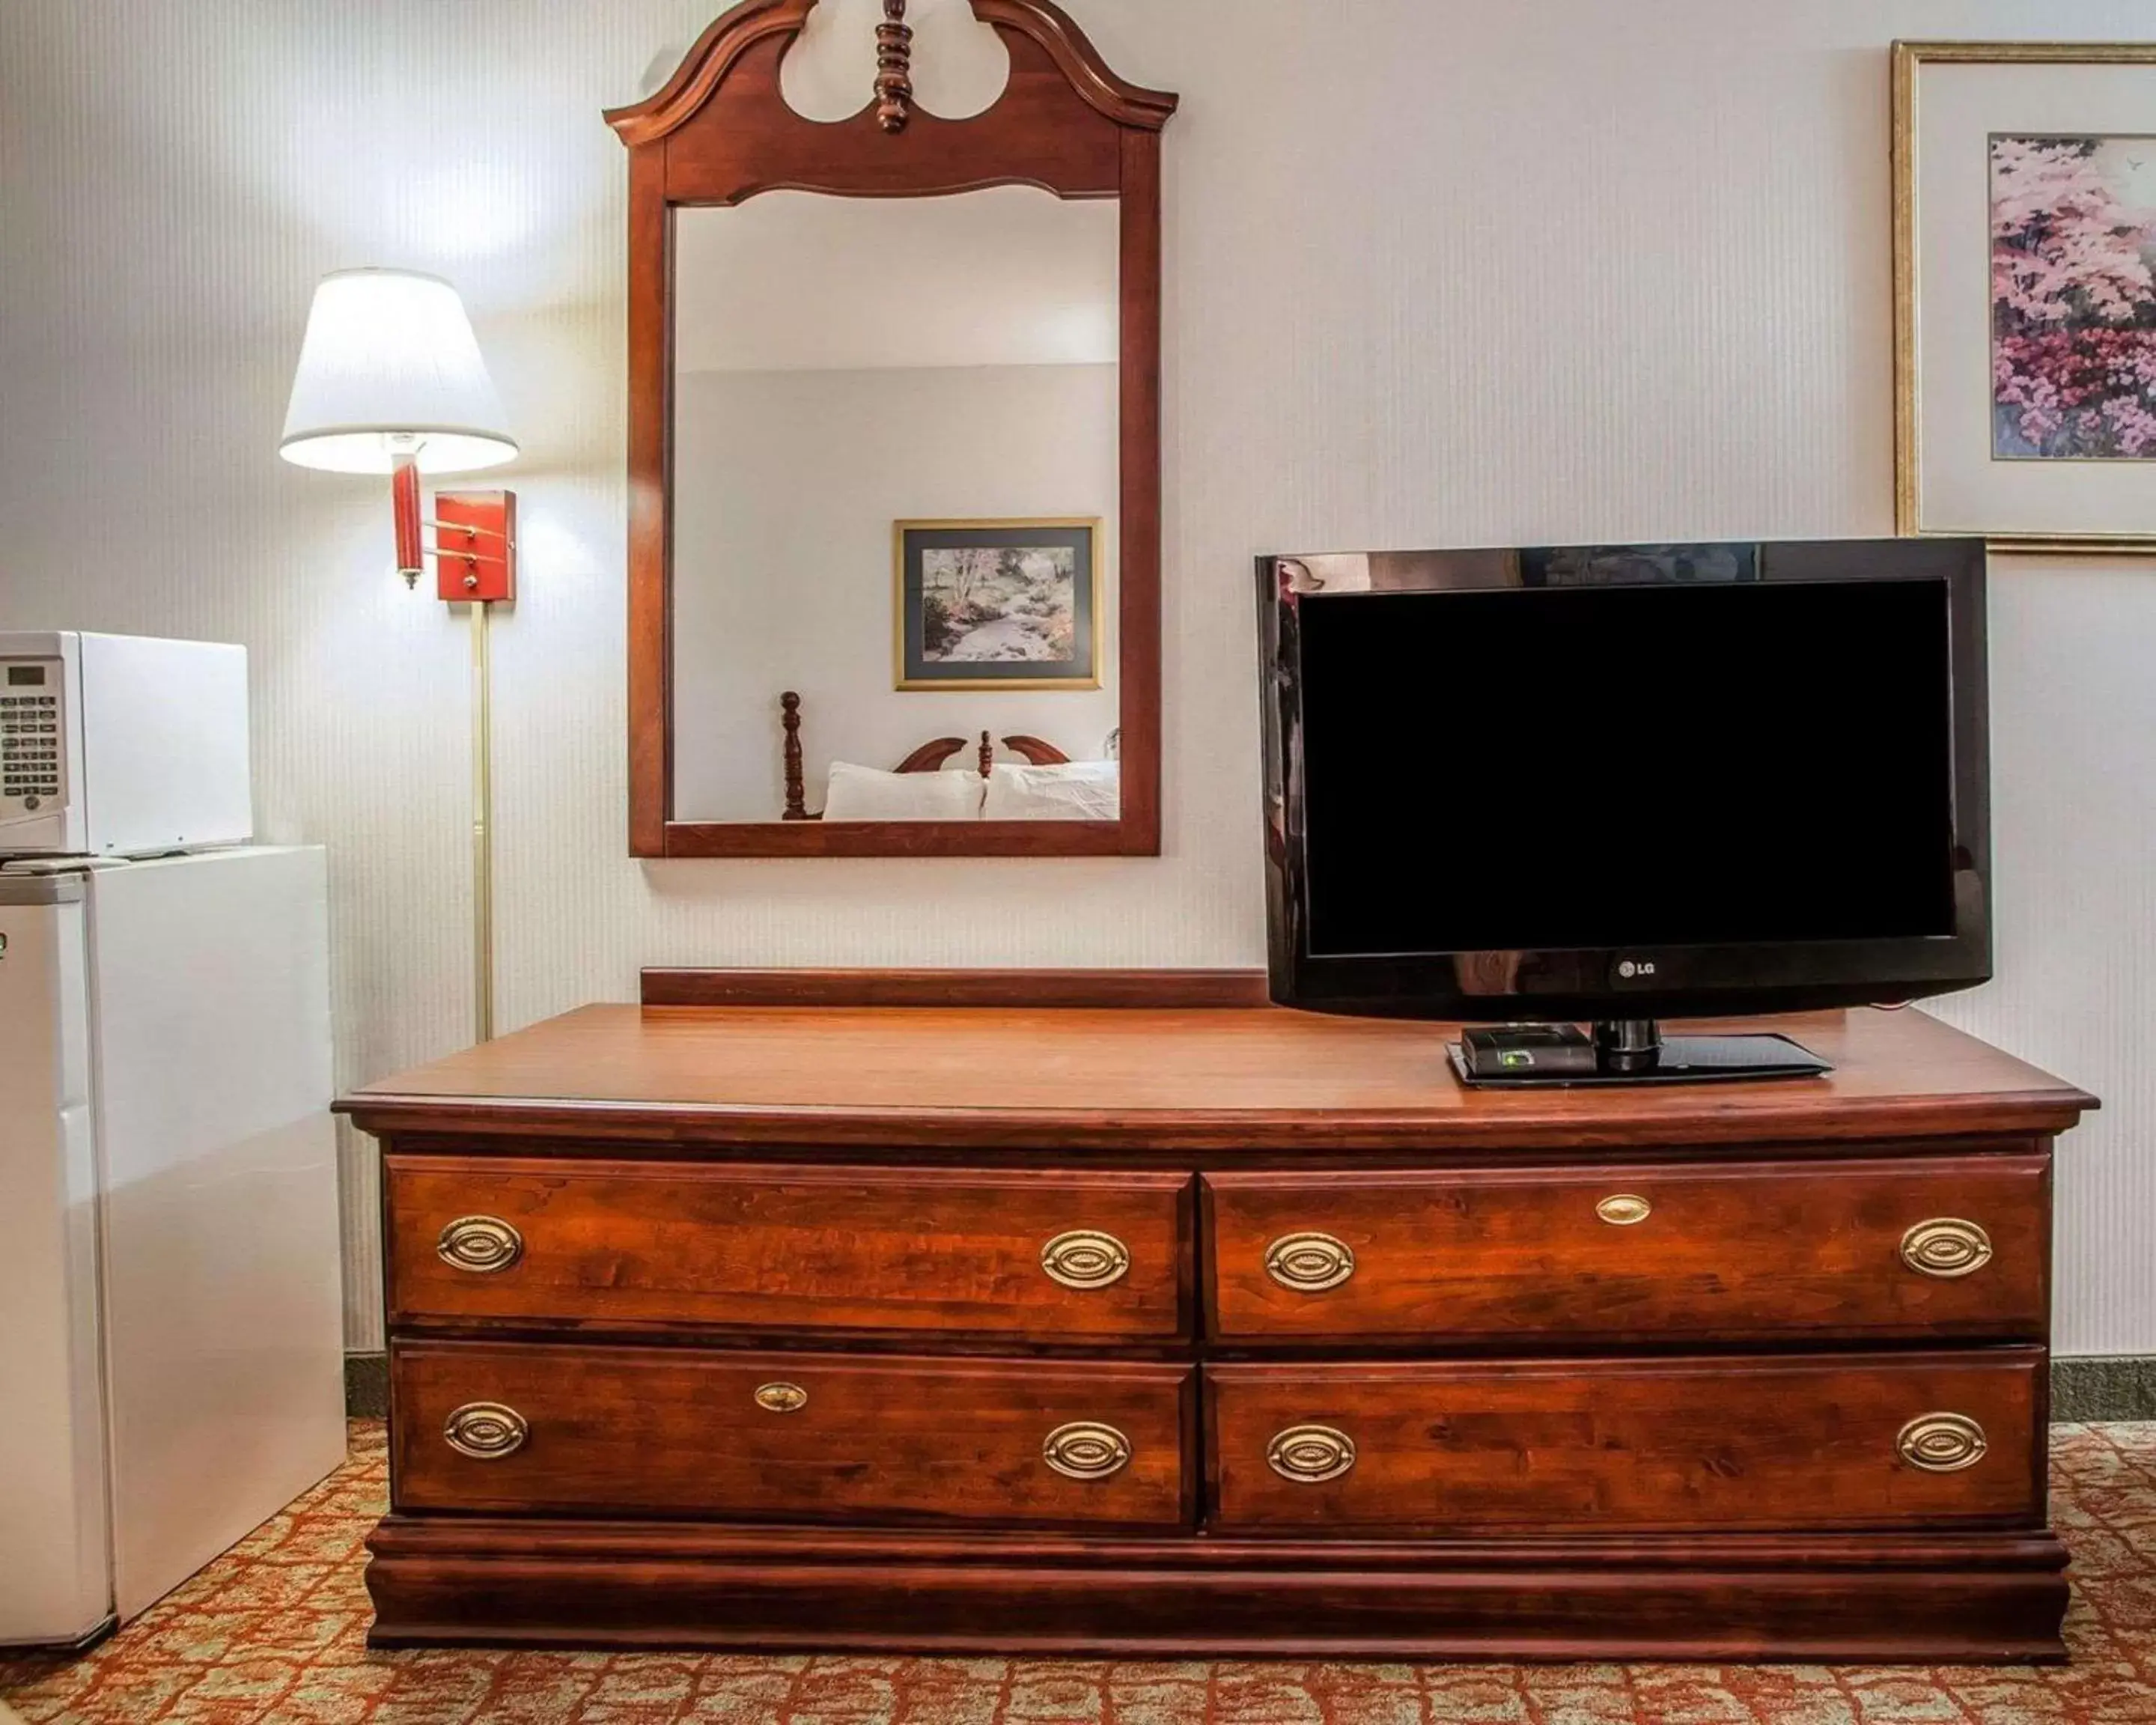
[278,267,519,599]
[279,267,517,1041]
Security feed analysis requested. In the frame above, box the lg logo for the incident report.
[1617,959,1657,979]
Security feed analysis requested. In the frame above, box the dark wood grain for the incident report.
[391,1340,1193,1529]
[353,996,2089,1661]
[1115,123,1163,854]
[387,1156,1190,1338]
[653,32,1123,198]
[607,0,1175,858]
[887,738,967,774]
[363,1515,2069,1660]
[340,1004,2096,1151]
[369,1516,2073,1571]
[1205,1154,2048,1345]
[874,0,913,133]
[1206,1351,2043,1533]
[660,818,1129,858]
[780,693,810,820]
[638,967,1271,1008]
[623,140,672,857]
[1001,734,1071,766]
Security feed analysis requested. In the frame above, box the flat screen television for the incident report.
[1255,538,1991,1082]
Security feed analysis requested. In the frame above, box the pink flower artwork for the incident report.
[1991,134,2156,458]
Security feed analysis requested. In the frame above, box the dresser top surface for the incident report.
[339,1003,2094,1151]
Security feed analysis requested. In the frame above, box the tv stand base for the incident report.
[1452,1020,1831,1086]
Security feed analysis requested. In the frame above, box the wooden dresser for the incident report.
[338,976,2095,1661]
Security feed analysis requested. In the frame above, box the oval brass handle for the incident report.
[1042,1421,1132,1480]
[1264,1232,1355,1292]
[1901,1219,1993,1279]
[1897,1412,1988,1473]
[443,1402,529,1460]
[436,1215,524,1273]
[1041,1230,1130,1291]
[1595,1194,1651,1226]
[754,1381,808,1414]
[1266,1424,1356,1483]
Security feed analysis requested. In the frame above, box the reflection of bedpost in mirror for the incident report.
[780,693,810,821]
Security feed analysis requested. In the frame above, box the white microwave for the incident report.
[0,633,253,857]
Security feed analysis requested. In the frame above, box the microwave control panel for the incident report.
[1,659,66,812]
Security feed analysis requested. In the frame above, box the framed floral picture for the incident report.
[1894,41,2156,552]
[893,518,1102,690]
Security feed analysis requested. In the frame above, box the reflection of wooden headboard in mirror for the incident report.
[606,0,1176,860]
[779,691,1071,821]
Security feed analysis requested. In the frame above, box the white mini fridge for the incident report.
[0,847,347,1647]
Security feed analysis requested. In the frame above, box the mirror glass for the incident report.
[671,188,1121,824]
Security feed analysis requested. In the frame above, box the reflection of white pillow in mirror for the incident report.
[984,761,1121,822]
[821,761,987,823]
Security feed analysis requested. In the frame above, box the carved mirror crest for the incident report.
[609,0,1177,857]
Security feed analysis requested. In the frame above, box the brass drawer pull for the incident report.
[436,1215,524,1273]
[754,1381,808,1414]
[1264,1232,1355,1292]
[1267,1424,1356,1483]
[1897,1412,1988,1473]
[1595,1194,1651,1226]
[443,1402,529,1460]
[1042,1421,1132,1480]
[1900,1219,1993,1279]
[1041,1230,1130,1290]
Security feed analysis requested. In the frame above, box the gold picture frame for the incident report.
[892,517,1106,691]
[1894,40,2156,554]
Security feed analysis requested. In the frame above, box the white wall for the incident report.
[673,189,1122,372]
[673,363,1120,821]
[1,0,2151,1356]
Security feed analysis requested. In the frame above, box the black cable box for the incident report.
[1458,1023,1600,1078]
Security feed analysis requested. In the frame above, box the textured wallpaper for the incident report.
[1,0,2151,1354]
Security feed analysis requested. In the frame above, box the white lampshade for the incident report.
[279,268,517,475]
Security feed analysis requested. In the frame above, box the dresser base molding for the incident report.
[364,1521,2069,1662]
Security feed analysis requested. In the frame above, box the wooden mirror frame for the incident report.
[606,0,1177,858]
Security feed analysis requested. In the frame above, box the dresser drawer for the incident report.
[1208,1351,2042,1533]
[1205,1155,2045,1344]
[387,1156,1189,1338]
[392,1341,1194,1529]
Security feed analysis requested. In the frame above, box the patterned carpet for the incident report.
[5,1422,2156,1724]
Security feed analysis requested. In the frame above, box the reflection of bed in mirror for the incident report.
[778,692,1118,824]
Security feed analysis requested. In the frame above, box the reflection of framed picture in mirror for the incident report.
[895,518,1101,690]
[1895,40,2156,551]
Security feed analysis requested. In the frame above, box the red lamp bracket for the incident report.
[431,491,517,603]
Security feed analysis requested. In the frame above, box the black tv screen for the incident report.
[1258,539,1991,1022]
[1301,581,1956,955]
